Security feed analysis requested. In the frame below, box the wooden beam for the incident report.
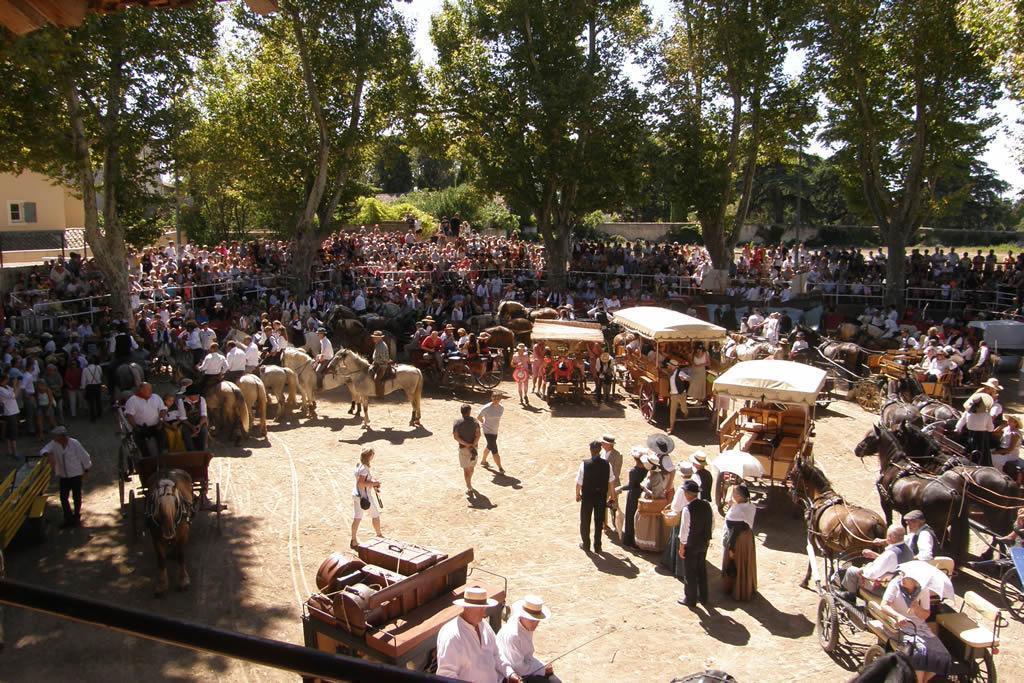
[0,1,45,35]
[22,0,87,28]
[243,0,277,14]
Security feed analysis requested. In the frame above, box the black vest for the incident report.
[908,526,936,557]
[580,456,611,501]
[114,333,132,357]
[890,542,915,565]
[695,469,713,502]
[684,498,713,548]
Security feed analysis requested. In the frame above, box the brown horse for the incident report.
[788,458,886,587]
[529,307,559,321]
[204,381,251,444]
[854,424,970,561]
[146,469,193,596]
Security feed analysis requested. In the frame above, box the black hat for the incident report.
[185,384,202,397]
[683,480,700,494]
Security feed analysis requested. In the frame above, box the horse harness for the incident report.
[146,478,192,539]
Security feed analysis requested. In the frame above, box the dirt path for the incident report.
[2,382,1022,681]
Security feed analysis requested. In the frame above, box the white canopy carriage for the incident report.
[612,306,727,423]
[712,360,827,513]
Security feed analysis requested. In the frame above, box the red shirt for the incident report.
[421,336,443,352]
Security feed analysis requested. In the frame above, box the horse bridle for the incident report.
[147,479,190,541]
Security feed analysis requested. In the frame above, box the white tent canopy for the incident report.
[612,306,727,342]
[713,360,827,406]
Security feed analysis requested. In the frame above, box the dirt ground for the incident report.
[3,377,1023,682]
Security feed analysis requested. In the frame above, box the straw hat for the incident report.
[371,330,385,338]
[601,434,616,445]
[982,378,1003,392]
[690,451,708,465]
[1006,415,1021,428]
[513,595,551,621]
[453,586,498,608]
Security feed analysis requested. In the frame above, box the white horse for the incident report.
[237,374,268,437]
[282,348,322,418]
[325,349,423,429]
[258,365,299,420]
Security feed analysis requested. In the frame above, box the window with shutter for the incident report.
[23,202,37,223]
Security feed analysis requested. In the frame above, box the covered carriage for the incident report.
[612,306,727,423]
[713,359,827,513]
[531,320,607,401]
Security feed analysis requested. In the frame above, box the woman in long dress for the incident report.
[616,448,648,548]
[722,484,757,600]
[690,342,709,401]
[880,574,952,682]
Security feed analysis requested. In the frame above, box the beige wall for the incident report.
[0,170,83,231]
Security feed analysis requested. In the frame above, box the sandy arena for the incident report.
[3,381,1023,681]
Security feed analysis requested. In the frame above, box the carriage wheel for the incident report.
[128,490,138,539]
[861,644,887,671]
[1000,566,1024,620]
[951,649,996,683]
[639,384,656,422]
[215,483,222,534]
[477,369,501,390]
[817,595,840,653]
[118,477,126,511]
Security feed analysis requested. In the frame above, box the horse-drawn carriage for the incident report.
[531,320,606,402]
[302,539,506,675]
[713,360,827,514]
[409,346,503,393]
[811,546,1002,681]
[612,306,727,424]
[122,451,222,536]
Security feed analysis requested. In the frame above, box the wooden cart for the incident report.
[713,360,827,514]
[124,451,222,536]
[301,541,506,676]
[612,306,727,423]
[0,455,50,549]
[531,321,606,402]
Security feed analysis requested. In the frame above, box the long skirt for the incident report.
[690,364,707,401]
[164,425,185,454]
[722,528,757,601]
[635,505,664,552]
[901,625,952,676]
[664,528,685,579]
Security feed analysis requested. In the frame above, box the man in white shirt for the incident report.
[244,335,261,373]
[197,342,228,391]
[746,308,765,335]
[477,391,505,473]
[436,587,509,683]
[224,341,248,383]
[904,510,936,561]
[198,321,217,352]
[124,382,167,458]
[41,425,93,528]
[497,596,560,682]
[840,524,912,598]
[314,328,334,390]
[82,356,104,422]
[667,359,690,433]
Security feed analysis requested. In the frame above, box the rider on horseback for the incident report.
[371,331,392,383]
[314,328,334,390]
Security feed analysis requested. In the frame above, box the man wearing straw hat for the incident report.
[956,379,999,466]
[370,330,391,384]
[497,595,560,682]
[436,586,507,682]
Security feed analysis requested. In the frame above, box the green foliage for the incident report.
[958,0,1024,102]
[400,184,519,233]
[344,196,435,232]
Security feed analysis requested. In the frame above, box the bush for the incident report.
[400,183,521,234]
[663,224,702,244]
[346,197,436,235]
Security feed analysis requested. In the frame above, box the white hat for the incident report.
[646,434,675,455]
[51,425,68,436]
[676,461,694,474]
[690,451,708,465]
[513,595,551,621]
[640,452,660,470]
[453,586,498,608]
[982,378,1003,391]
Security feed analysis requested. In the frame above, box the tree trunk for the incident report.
[884,230,907,308]
[291,230,319,297]
[540,221,570,293]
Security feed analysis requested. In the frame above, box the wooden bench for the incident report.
[936,591,1002,649]
[0,457,51,549]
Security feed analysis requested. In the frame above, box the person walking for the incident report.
[512,344,531,404]
[453,403,482,495]
[666,359,690,433]
[530,341,546,395]
[82,356,104,421]
[350,447,383,548]
[40,426,92,528]
[478,391,505,473]
[0,373,20,457]
[575,440,615,553]
[63,355,83,419]
[677,480,713,607]
[956,386,996,466]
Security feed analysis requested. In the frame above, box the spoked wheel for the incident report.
[1000,566,1024,620]
[817,595,840,653]
[639,383,656,422]
[949,649,996,683]
[715,474,731,516]
[477,369,501,390]
[861,644,887,672]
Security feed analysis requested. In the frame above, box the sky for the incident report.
[397,0,1024,195]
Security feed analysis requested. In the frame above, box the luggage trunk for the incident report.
[357,538,447,575]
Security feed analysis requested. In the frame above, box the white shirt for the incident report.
[124,394,166,427]
[245,342,261,366]
[41,437,92,478]
[908,527,935,561]
[956,406,994,433]
[186,329,202,350]
[477,403,504,435]
[669,367,690,395]
[435,616,505,683]
[83,364,103,386]
[882,579,932,632]
[725,501,757,528]
[791,339,809,353]
[0,385,19,415]
[353,462,374,497]
[862,543,904,581]
[677,499,714,544]
[226,347,247,372]
[318,337,334,361]
[198,352,228,375]
[496,618,544,678]
[20,369,35,396]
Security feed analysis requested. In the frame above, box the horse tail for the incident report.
[231,383,250,436]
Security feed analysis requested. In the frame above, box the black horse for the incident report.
[790,325,867,376]
[854,424,969,561]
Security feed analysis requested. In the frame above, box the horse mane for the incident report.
[796,460,832,494]
[850,651,915,683]
[340,348,370,369]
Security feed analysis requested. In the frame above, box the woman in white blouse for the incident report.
[350,447,382,549]
[722,484,757,601]
[993,414,1022,479]
[689,343,710,401]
